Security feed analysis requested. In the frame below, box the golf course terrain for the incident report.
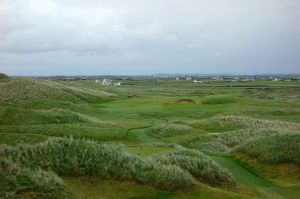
[1,73,300,199]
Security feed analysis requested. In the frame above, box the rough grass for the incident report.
[186,116,300,154]
[153,147,236,186]
[146,123,193,137]
[0,123,127,143]
[1,138,196,194]
[0,78,114,105]
[236,134,300,166]
[0,158,69,199]
[187,116,300,132]
[0,73,9,80]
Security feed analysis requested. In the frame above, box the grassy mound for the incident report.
[187,128,284,154]
[186,116,300,154]
[236,134,300,166]
[1,138,195,195]
[0,78,114,105]
[0,73,9,80]
[153,147,235,186]
[1,158,69,199]
[146,123,193,137]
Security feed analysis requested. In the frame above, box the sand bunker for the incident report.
[177,99,195,104]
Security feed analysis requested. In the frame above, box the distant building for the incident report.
[95,80,99,83]
[175,77,180,81]
[114,82,121,86]
[273,78,279,81]
[193,80,203,83]
[186,77,192,80]
[102,79,112,85]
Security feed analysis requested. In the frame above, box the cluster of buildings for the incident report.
[95,79,122,86]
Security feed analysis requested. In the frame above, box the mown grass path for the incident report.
[211,155,299,199]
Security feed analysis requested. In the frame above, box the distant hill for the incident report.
[0,77,115,105]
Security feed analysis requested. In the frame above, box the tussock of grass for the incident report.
[0,158,68,199]
[146,123,193,137]
[1,138,196,194]
[153,147,236,186]
[236,134,300,166]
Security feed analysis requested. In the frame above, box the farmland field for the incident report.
[1,74,300,199]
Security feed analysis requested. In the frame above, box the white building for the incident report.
[114,82,121,86]
[95,80,99,83]
[193,80,203,83]
[102,79,112,85]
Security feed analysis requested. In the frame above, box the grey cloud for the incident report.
[0,0,299,75]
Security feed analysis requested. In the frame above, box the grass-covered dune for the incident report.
[235,134,300,166]
[1,137,195,197]
[0,73,9,80]
[0,137,237,198]
[1,158,68,199]
[186,116,300,154]
[146,123,193,137]
[153,147,235,186]
[0,77,114,105]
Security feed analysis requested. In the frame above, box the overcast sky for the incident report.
[0,0,299,75]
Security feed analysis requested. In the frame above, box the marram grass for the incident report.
[0,137,196,198]
[153,147,236,186]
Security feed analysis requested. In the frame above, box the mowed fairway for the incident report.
[1,74,300,199]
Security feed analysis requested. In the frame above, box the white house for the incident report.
[175,77,180,81]
[95,80,99,83]
[102,79,112,85]
[186,77,192,80]
[193,80,203,83]
[114,82,121,86]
